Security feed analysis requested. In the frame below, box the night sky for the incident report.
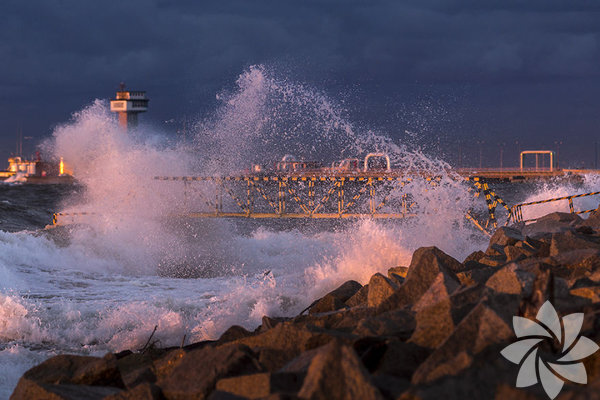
[1,0,599,168]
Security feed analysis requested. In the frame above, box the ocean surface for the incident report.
[2,66,599,397]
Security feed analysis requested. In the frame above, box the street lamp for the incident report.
[554,141,563,169]
[476,140,485,169]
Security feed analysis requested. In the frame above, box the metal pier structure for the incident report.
[153,174,429,220]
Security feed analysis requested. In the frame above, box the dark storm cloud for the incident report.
[0,0,599,165]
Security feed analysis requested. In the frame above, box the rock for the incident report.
[260,316,290,332]
[486,226,525,256]
[374,340,430,380]
[352,309,415,340]
[408,300,455,349]
[218,325,255,344]
[376,247,462,312]
[550,230,600,257]
[326,280,363,302]
[570,287,600,303]
[504,245,531,262]
[367,273,400,307]
[412,272,460,312]
[11,353,124,391]
[157,344,262,400]
[388,267,408,284]
[307,280,362,314]
[308,295,346,315]
[153,349,187,381]
[522,212,583,236]
[234,321,356,368]
[578,208,600,230]
[207,391,249,400]
[371,374,410,400]
[456,266,497,286]
[116,352,156,389]
[463,250,485,269]
[104,383,163,399]
[215,372,303,399]
[411,296,517,385]
[11,382,122,400]
[297,341,383,400]
[485,263,535,296]
[258,348,296,371]
[476,254,507,267]
[345,285,368,308]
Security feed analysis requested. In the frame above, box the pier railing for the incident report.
[507,191,600,224]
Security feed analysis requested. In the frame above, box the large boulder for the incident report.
[157,344,262,399]
[376,247,462,312]
[297,341,383,400]
[411,295,517,385]
[11,353,125,399]
[522,212,582,236]
[367,273,400,308]
[308,280,362,314]
[215,372,303,399]
[550,230,600,257]
[486,226,525,256]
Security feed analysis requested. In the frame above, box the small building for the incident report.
[110,83,149,130]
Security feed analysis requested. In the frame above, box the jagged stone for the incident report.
[352,309,415,339]
[306,280,362,314]
[485,263,535,295]
[388,266,409,285]
[297,341,383,400]
[570,287,600,303]
[374,340,430,380]
[371,374,410,400]
[408,300,455,349]
[11,353,125,393]
[463,250,485,268]
[577,208,600,230]
[456,266,497,286]
[11,382,121,400]
[104,383,163,399]
[345,285,368,308]
[234,321,356,364]
[486,226,525,257]
[116,352,155,389]
[258,348,296,371]
[523,212,583,236]
[550,230,600,256]
[367,273,400,307]
[376,247,461,312]
[157,344,262,399]
[207,390,249,400]
[153,349,187,381]
[308,295,346,314]
[411,296,517,385]
[476,254,507,267]
[216,372,303,399]
[260,316,290,332]
[218,325,255,344]
[504,245,531,262]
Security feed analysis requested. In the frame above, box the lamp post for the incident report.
[554,141,562,169]
[499,142,505,171]
[477,140,484,169]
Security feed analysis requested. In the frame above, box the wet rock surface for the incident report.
[12,210,600,399]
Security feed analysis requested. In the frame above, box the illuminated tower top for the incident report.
[109,83,149,130]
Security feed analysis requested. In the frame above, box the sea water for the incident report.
[0,66,597,397]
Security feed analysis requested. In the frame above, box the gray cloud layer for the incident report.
[0,0,599,165]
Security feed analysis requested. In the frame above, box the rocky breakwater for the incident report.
[11,210,600,399]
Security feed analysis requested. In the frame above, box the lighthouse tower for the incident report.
[110,83,149,130]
